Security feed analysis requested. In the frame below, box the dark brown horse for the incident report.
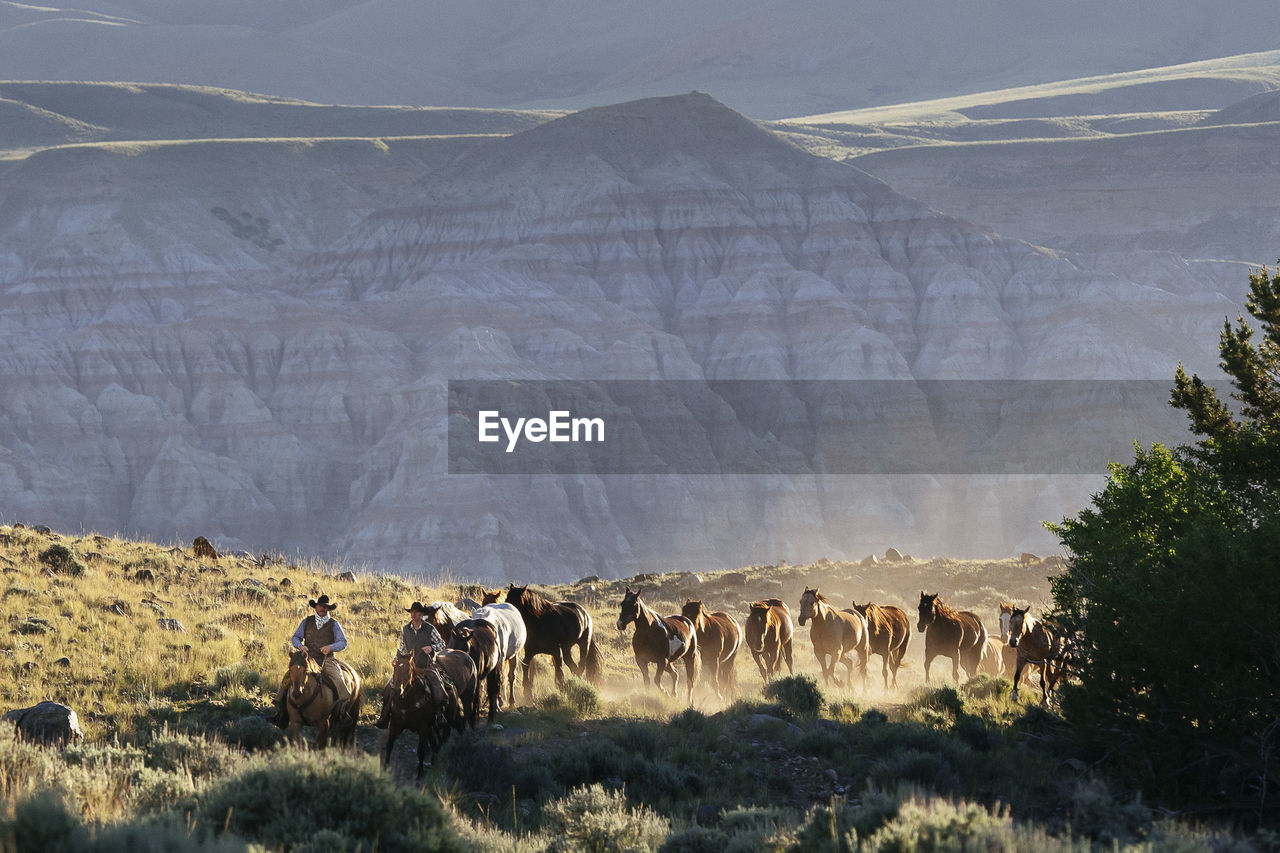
[916,592,987,683]
[744,599,794,681]
[681,600,743,699]
[284,650,362,748]
[382,652,450,778]
[448,619,503,722]
[506,583,603,699]
[616,588,698,703]
[850,601,911,690]
[798,588,868,689]
[422,601,469,643]
[1007,606,1065,703]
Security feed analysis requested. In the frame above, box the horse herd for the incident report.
[283,584,1065,776]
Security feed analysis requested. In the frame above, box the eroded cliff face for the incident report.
[0,94,1232,580]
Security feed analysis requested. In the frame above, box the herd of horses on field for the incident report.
[281,584,1068,776]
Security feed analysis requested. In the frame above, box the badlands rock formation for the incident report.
[0,91,1235,580]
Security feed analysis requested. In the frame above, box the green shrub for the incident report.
[220,716,284,751]
[763,675,824,718]
[542,783,670,853]
[17,617,54,635]
[39,543,86,576]
[560,675,601,716]
[0,792,86,848]
[192,749,465,852]
[658,825,728,853]
[211,664,262,693]
[144,730,238,780]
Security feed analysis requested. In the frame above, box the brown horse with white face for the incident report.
[916,592,987,683]
[681,600,743,700]
[798,588,868,689]
[849,601,911,690]
[744,599,794,681]
[1007,606,1064,703]
[617,588,698,703]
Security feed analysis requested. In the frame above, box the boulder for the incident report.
[337,571,358,583]
[1018,552,1039,565]
[720,571,748,586]
[884,548,905,562]
[192,536,220,559]
[4,701,84,747]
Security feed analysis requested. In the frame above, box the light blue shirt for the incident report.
[290,615,348,653]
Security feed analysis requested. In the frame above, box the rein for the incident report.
[288,663,328,713]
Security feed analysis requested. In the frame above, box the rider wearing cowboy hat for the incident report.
[373,601,447,729]
[270,594,354,728]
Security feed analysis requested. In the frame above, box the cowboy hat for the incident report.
[308,594,338,611]
[405,601,428,614]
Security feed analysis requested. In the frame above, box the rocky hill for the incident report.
[0,89,1234,580]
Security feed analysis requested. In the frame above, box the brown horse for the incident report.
[422,601,470,643]
[382,652,450,778]
[681,600,743,699]
[616,588,698,703]
[997,602,1020,675]
[481,587,506,604]
[1007,606,1065,703]
[284,650,362,748]
[916,592,987,683]
[798,588,868,689]
[506,584,603,699]
[448,619,504,722]
[744,599,794,681]
[849,601,911,690]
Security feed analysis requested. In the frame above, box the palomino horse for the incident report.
[448,619,505,722]
[383,652,451,778]
[997,602,1020,675]
[744,599,794,681]
[681,600,743,699]
[469,603,528,709]
[506,584,602,699]
[849,601,911,690]
[916,592,987,683]
[977,637,1007,676]
[284,650,362,748]
[1007,606,1064,703]
[798,588,868,689]
[616,588,698,702]
[422,601,470,643]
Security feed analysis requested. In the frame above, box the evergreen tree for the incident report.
[1048,265,1280,821]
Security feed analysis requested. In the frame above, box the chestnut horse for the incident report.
[997,602,1020,675]
[849,601,911,690]
[681,599,743,699]
[798,588,868,689]
[505,584,603,699]
[284,650,362,748]
[744,599,794,681]
[1007,606,1065,703]
[916,592,987,683]
[616,588,698,703]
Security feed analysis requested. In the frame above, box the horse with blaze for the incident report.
[616,588,698,703]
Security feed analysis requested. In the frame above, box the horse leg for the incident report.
[950,651,961,683]
[522,649,536,703]
[880,651,890,691]
[316,717,329,749]
[752,649,769,681]
[667,660,680,699]
[551,646,566,689]
[487,669,501,721]
[782,639,794,675]
[383,721,400,769]
[1011,656,1025,702]
[684,654,697,704]
[506,657,518,707]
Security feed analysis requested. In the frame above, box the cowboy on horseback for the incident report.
[271,594,355,728]
[374,601,449,730]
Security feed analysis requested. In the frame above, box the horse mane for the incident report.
[862,602,891,633]
[512,585,553,617]
[933,598,963,621]
[811,590,830,604]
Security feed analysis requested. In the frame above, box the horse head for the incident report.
[508,583,529,609]
[617,587,642,631]
[287,649,316,697]
[1007,606,1030,648]
[410,646,437,681]
[998,602,1015,641]
[680,599,706,631]
[798,587,821,626]
[481,587,506,605]
[917,592,939,632]
[448,624,474,653]
[390,653,414,695]
[745,602,770,651]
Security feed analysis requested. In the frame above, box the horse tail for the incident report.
[582,636,604,685]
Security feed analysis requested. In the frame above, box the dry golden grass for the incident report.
[0,523,1058,737]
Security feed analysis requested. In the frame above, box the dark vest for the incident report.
[303,617,337,659]
[401,622,440,656]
